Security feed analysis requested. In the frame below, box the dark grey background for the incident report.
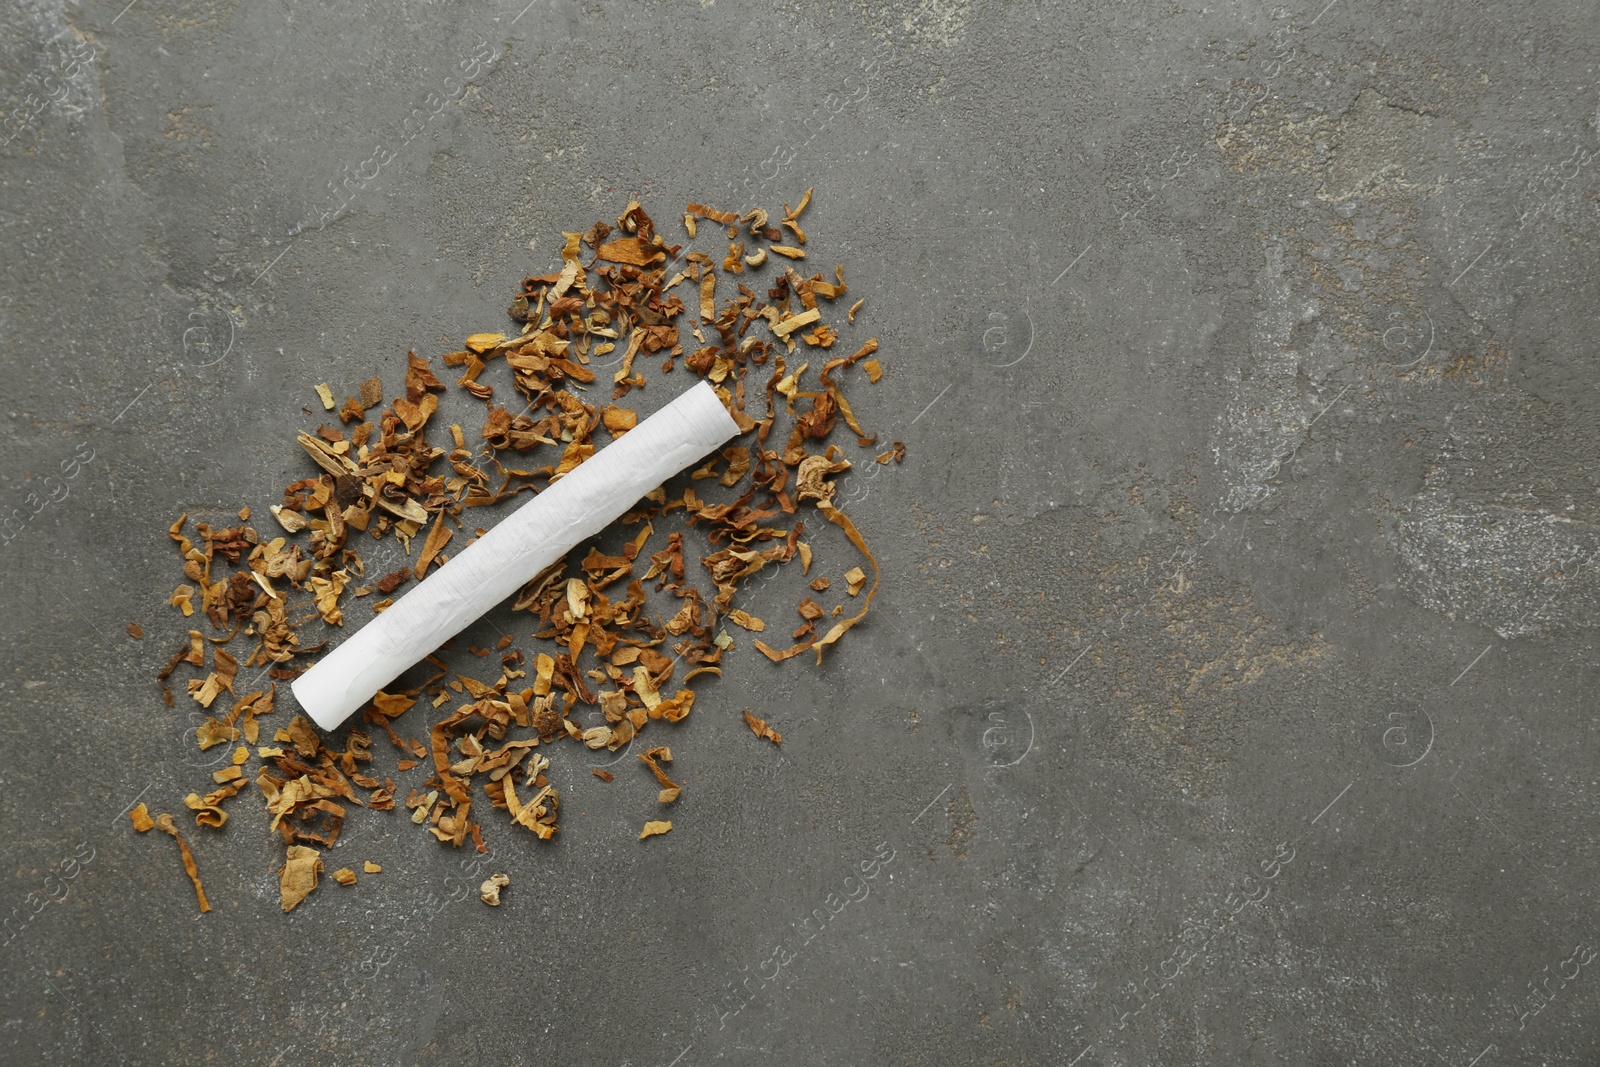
[3,0,1598,1063]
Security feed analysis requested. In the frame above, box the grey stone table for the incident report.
[2,0,1597,1063]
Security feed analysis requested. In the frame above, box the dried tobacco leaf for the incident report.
[309,571,349,626]
[639,820,672,840]
[598,237,667,267]
[480,872,510,905]
[772,308,821,339]
[333,867,358,886]
[727,609,765,632]
[129,802,154,833]
[754,638,814,662]
[845,567,867,596]
[637,745,679,801]
[743,710,782,745]
[415,512,454,579]
[782,188,812,227]
[371,691,415,718]
[687,201,737,225]
[184,792,228,829]
[811,501,880,663]
[279,845,322,912]
[154,813,210,914]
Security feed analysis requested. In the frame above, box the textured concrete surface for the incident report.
[3,0,1599,1064]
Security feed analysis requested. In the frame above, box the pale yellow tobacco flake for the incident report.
[727,609,766,632]
[845,566,867,596]
[465,332,507,353]
[279,845,322,912]
[480,873,510,905]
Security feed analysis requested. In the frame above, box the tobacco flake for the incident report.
[743,710,782,745]
[279,845,322,912]
[480,873,510,905]
[415,512,454,579]
[772,308,821,339]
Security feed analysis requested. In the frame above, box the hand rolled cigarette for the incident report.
[291,380,742,731]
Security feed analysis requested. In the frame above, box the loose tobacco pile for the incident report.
[137,191,904,912]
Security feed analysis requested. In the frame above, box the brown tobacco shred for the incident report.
[638,745,680,803]
[754,637,815,662]
[151,189,889,913]
[811,502,880,663]
[743,710,782,745]
[375,567,411,594]
[153,813,210,914]
[687,202,738,225]
[127,621,144,639]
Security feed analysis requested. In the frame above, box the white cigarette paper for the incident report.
[292,380,741,731]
